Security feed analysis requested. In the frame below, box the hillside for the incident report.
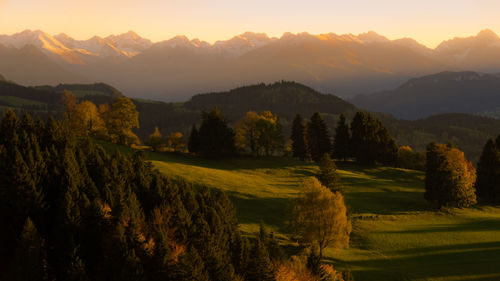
[185,81,357,120]
[352,71,500,120]
[103,145,500,281]
[380,113,500,164]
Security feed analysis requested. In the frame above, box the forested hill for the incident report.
[0,74,5,82]
[351,71,500,120]
[381,113,500,163]
[0,79,62,111]
[186,81,357,120]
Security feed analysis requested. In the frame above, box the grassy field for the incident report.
[100,144,500,281]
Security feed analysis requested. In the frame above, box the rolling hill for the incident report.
[102,144,500,281]
[351,71,500,120]
[185,81,357,120]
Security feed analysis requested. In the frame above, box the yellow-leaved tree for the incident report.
[289,177,351,260]
[235,111,283,156]
[61,91,107,138]
[107,97,140,146]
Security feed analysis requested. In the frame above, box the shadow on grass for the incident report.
[326,241,500,281]
[344,191,430,215]
[226,191,292,233]
[381,218,500,235]
[148,151,318,171]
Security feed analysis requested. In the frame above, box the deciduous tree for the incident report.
[107,97,140,146]
[425,143,477,208]
[289,178,351,260]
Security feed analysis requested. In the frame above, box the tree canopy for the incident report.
[195,108,236,157]
[289,177,351,260]
[350,111,397,165]
[235,111,283,156]
[476,135,500,204]
[291,113,308,160]
[333,114,350,161]
[306,112,331,162]
[425,143,477,208]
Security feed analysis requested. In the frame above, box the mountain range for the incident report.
[351,71,500,120]
[2,29,500,100]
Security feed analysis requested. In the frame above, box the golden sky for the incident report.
[0,0,499,48]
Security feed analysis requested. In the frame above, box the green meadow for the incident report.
[100,143,500,281]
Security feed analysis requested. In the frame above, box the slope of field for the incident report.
[77,143,500,280]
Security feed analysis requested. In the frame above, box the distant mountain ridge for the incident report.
[351,71,500,119]
[2,29,500,100]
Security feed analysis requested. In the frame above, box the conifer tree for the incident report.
[306,112,331,162]
[246,239,275,281]
[291,114,308,160]
[333,114,350,161]
[197,108,236,157]
[188,124,200,153]
[317,154,341,193]
[476,136,500,204]
[350,111,397,165]
[8,218,45,281]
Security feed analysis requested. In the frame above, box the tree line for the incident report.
[185,107,423,169]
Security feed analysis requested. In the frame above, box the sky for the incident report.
[0,0,499,48]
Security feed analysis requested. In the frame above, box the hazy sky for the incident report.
[0,0,499,48]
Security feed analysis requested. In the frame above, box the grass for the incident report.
[99,143,500,281]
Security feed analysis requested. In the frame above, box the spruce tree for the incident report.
[8,218,45,281]
[306,112,331,162]
[350,111,397,165]
[291,113,308,160]
[197,108,236,157]
[333,114,350,161]
[188,124,200,153]
[476,137,500,204]
[317,154,341,193]
[246,239,275,281]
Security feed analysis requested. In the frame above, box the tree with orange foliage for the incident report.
[289,178,351,261]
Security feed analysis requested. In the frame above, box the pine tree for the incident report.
[8,218,45,281]
[246,239,275,281]
[317,154,341,193]
[350,111,397,165]
[197,108,236,157]
[291,114,308,160]
[306,112,331,162]
[333,114,350,161]
[476,136,500,204]
[188,124,200,153]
